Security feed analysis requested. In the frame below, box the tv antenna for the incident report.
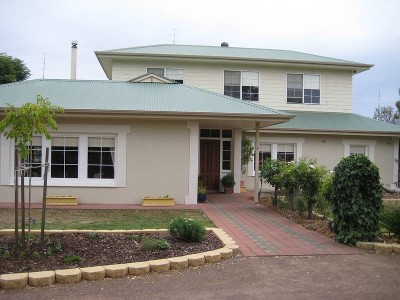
[172,28,178,44]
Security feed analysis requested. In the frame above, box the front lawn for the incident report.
[0,208,215,230]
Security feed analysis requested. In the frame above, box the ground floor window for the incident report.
[247,137,304,176]
[22,136,43,178]
[343,139,375,162]
[277,144,295,162]
[349,145,368,156]
[0,124,130,187]
[88,137,115,179]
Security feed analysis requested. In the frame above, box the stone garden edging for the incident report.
[0,228,239,290]
[356,241,400,254]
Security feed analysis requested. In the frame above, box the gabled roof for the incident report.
[267,110,400,136]
[95,44,373,79]
[129,73,175,83]
[0,79,291,128]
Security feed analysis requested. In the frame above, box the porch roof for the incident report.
[266,110,400,136]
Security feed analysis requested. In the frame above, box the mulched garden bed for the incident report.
[0,232,223,274]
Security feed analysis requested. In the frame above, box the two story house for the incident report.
[0,43,399,205]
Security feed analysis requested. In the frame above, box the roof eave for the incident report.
[95,51,373,74]
[259,127,400,137]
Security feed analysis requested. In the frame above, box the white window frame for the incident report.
[146,67,184,83]
[343,139,376,162]
[223,70,260,101]
[286,73,321,105]
[0,124,130,187]
[247,137,305,176]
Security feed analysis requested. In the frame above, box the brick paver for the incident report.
[201,192,360,257]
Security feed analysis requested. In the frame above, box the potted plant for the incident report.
[197,178,207,203]
[221,173,236,194]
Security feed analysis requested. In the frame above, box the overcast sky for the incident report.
[1,0,399,117]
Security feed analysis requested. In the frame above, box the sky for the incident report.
[1,0,399,117]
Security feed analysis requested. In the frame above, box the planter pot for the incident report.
[224,187,233,194]
[197,194,207,203]
[142,197,175,207]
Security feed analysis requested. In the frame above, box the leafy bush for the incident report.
[168,217,206,242]
[260,158,286,207]
[140,239,170,251]
[281,162,298,210]
[63,254,82,264]
[221,173,235,188]
[380,207,400,238]
[332,155,382,245]
[130,234,144,243]
[295,159,327,219]
[241,137,254,174]
[294,196,307,214]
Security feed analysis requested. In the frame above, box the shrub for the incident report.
[168,217,206,242]
[63,254,82,264]
[294,196,307,214]
[332,155,382,245]
[295,159,327,219]
[84,232,98,240]
[130,234,144,243]
[380,207,400,238]
[260,158,286,207]
[140,239,170,251]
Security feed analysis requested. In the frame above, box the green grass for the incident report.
[0,209,215,230]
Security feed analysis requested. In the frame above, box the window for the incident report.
[277,144,295,162]
[88,137,115,179]
[343,139,376,162]
[224,70,259,101]
[23,136,42,178]
[257,144,272,167]
[287,74,320,104]
[350,145,367,156]
[147,68,184,83]
[222,141,231,170]
[200,129,220,138]
[51,137,79,178]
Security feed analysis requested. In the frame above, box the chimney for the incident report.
[70,40,78,80]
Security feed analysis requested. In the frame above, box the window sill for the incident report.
[10,179,118,188]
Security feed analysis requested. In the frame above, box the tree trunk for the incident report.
[307,201,313,220]
[273,187,278,207]
[40,148,49,247]
[14,148,19,255]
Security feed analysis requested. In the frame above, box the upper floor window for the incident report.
[224,70,259,101]
[287,74,320,104]
[147,68,184,83]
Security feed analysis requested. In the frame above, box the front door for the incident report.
[200,139,220,191]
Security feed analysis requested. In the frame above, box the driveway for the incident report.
[3,253,399,300]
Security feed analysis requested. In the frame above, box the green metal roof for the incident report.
[0,79,287,116]
[269,111,400,134]
[99,44,371,68]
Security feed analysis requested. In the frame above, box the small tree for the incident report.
[241,136,254,174]
[0,95,63,251]
[373,105,397,124]
[281,161,298,210]
[260,158,286,207]
[332,155,383,245]
[295,158,327,219]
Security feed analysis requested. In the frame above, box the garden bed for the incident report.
[0,232,223,274]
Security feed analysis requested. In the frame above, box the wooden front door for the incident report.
[200,139,220,191]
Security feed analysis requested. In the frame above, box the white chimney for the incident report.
[70,40,78,80]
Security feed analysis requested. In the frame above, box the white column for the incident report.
[254,122,260,203]
[185,121,199,204]
[233,129,242,193]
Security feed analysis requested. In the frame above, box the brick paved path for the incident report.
[201,192,360,256]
